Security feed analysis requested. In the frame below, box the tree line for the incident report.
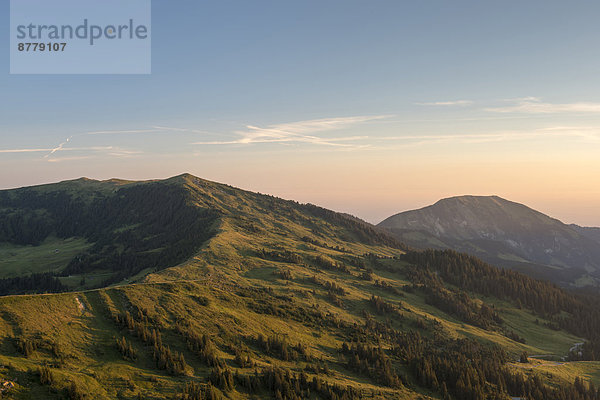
[400,249,600,360]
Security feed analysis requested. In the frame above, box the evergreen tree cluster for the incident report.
[257,249,303,264]
[401,249,600,360]
[561,296,600,361]
[0,273,65,296]
[310,255,351,274]
[307,275,347,304]
[256,334,310,362]
[175,326,226,368]
[0,182,219,293]
[276,269,293,280]
[358,270,374,281]
[373,279,403,296]
[341,342,403,388]
[297,203,408,250]
[68,381,86,400]
[235,366,364,400]
[179,382,221,400]
[323,280,346,296]
[209,367,235,391]
[16,337,37,358]
[113,310,189,375]
[368,295,400,316]
[388,322,600,400]
[153,344,187,376]
[234,348,254,368]
[339,255,366,270]
[241,287,346,330]
[401,250,574,316]
[116,336,137,360]
[301,236,351,253]
[405,262,503,330]
[38,365,55,386]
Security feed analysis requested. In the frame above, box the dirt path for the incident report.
[510,341,587,369]
[510,358,565,369]
[569,342,584,353]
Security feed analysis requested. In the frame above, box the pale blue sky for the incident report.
[1,1,600,225]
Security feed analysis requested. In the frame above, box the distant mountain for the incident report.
[378,195,600,287]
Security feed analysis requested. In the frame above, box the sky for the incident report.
[1,0,600,226]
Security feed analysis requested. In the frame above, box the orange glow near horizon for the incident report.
[2,136,598,227]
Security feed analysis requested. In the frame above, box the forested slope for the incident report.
[0,175,599,399]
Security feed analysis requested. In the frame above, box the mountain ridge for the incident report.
[0,173,405,293]
[378,195,600,287]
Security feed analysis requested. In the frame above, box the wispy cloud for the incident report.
[193,115,389,148]
[40,128,165,160]
[0,148,53,153]
[45,147,142,162]
[370,126,600,149]
[6,111,598,162]
[46,156,94,163]
[379,132,529,143]
[486,97,600,114]
[0,126,188,161]
[40,126,214,160]
[416,100,473,106]
[106,148,144,157]
[151,126,213,135]
[192,113,600,151]
[536,126,600,142]
[0,146,116,154]
[86,129,158,135]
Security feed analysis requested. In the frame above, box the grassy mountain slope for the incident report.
[0,174,400,294]
[0,175,219,293]
[0,256,589,400]
[0,176,598,399]
[378,195,600,287]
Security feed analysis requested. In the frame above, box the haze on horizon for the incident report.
[1,1,599,227]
